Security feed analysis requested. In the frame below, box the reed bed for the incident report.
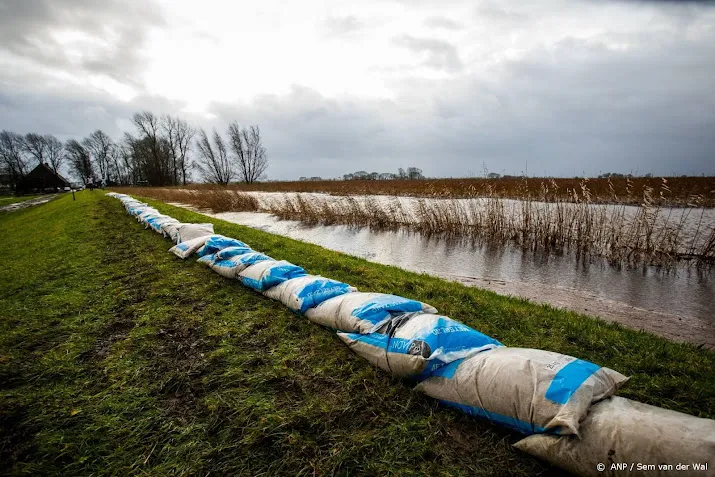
[263,179,715,268]
[181,176,715,208]
[112,180,715,268]
[112,187,259,212]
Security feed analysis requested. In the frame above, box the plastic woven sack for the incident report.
[305,292,437,333]
[238,260,307,292]
[514,396,715,476]
[161,220,182,242]
[169,235,213,259]
[338,313,502,379]
[197,236,248,258]
[176,223,214,243]
[414,347,629,435]
[263,275,356,314]
[214,245,254,261]
[209,252,273,279]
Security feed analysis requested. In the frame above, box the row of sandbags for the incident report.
[106,192,715,476]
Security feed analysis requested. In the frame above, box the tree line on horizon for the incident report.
[0,111,267,191]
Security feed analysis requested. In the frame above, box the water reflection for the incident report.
[197,209,713,346]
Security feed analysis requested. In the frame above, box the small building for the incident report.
[16,163,71,194]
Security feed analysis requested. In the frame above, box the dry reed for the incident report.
[179,176,715,208]
[112,181,715,268]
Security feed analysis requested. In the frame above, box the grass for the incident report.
[0,195,42,207]
[1,191,713,476]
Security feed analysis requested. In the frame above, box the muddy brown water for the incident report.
[169,202,714,348]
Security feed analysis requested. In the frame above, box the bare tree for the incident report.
[195,128,233,185]
[23,133,48,166]
[44,135,65,174]
[407,167,424,180]
[227,122,267,184]
[164,115,195,185]
[107,142,132,186]
[132,111,175,185]
[83,130,114,184]
[65,139,95,185]
[0,131,29,189]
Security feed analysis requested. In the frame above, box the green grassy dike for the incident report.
[0,195,42,207]
[0,191,713,476]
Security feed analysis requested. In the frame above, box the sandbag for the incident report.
[127,204,150,216]
[209,252,273,279]
[197,254,215,267]
[160,220,182,242]
[414,347,628,435]
[514,396,715,476]
[238,260,307,292]
[196,245,254,267]
[176,223,214,243]
[197,236,248,258]
[263,275,356,313]
[147,216,176,234]
[137,210,160,223]
[305,292,438,333]
[154,218,179,236]
[338,313,502,379]
[214,245,254,261]
[169,235,213,259]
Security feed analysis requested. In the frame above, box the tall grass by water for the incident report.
[113,178,715,267]
[185,176,715,207]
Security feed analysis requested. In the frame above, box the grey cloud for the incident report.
[474,2,530,23]
[200,27,715,180]
[1,1,714,181]
[0,0,164,87]
[392,35,463,72]
[423,16,463,30]
[323,15,366,36]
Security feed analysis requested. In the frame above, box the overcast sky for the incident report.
[1,0,714,180]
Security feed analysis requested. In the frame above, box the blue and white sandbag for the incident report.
[197,245,254,267]
[169,234,214,259]
[155,218,180,236]
[147,216,177,234]
[305,292,438,333]
[263,275,356,313]
[414,347,629,436]
[338,313,502,379]
[513,396,715,476]
[127,204,149,216]
[137,209,160,223]
[209,251,273,279]
[197,254,215,267]
[238,260,307,292]
[176,223,214,243]
[197,235,248,258]
[214,245,254,261]
[160,220,183,242]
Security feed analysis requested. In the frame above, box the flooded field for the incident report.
[130,185,714,267]
[171,201,715,348]
[0,195,58,213]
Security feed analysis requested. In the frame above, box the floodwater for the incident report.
[244,191,715,255]
[180,203,715,348]
[0,194,58,212]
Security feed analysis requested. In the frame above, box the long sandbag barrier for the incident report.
[104,193,715,476]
